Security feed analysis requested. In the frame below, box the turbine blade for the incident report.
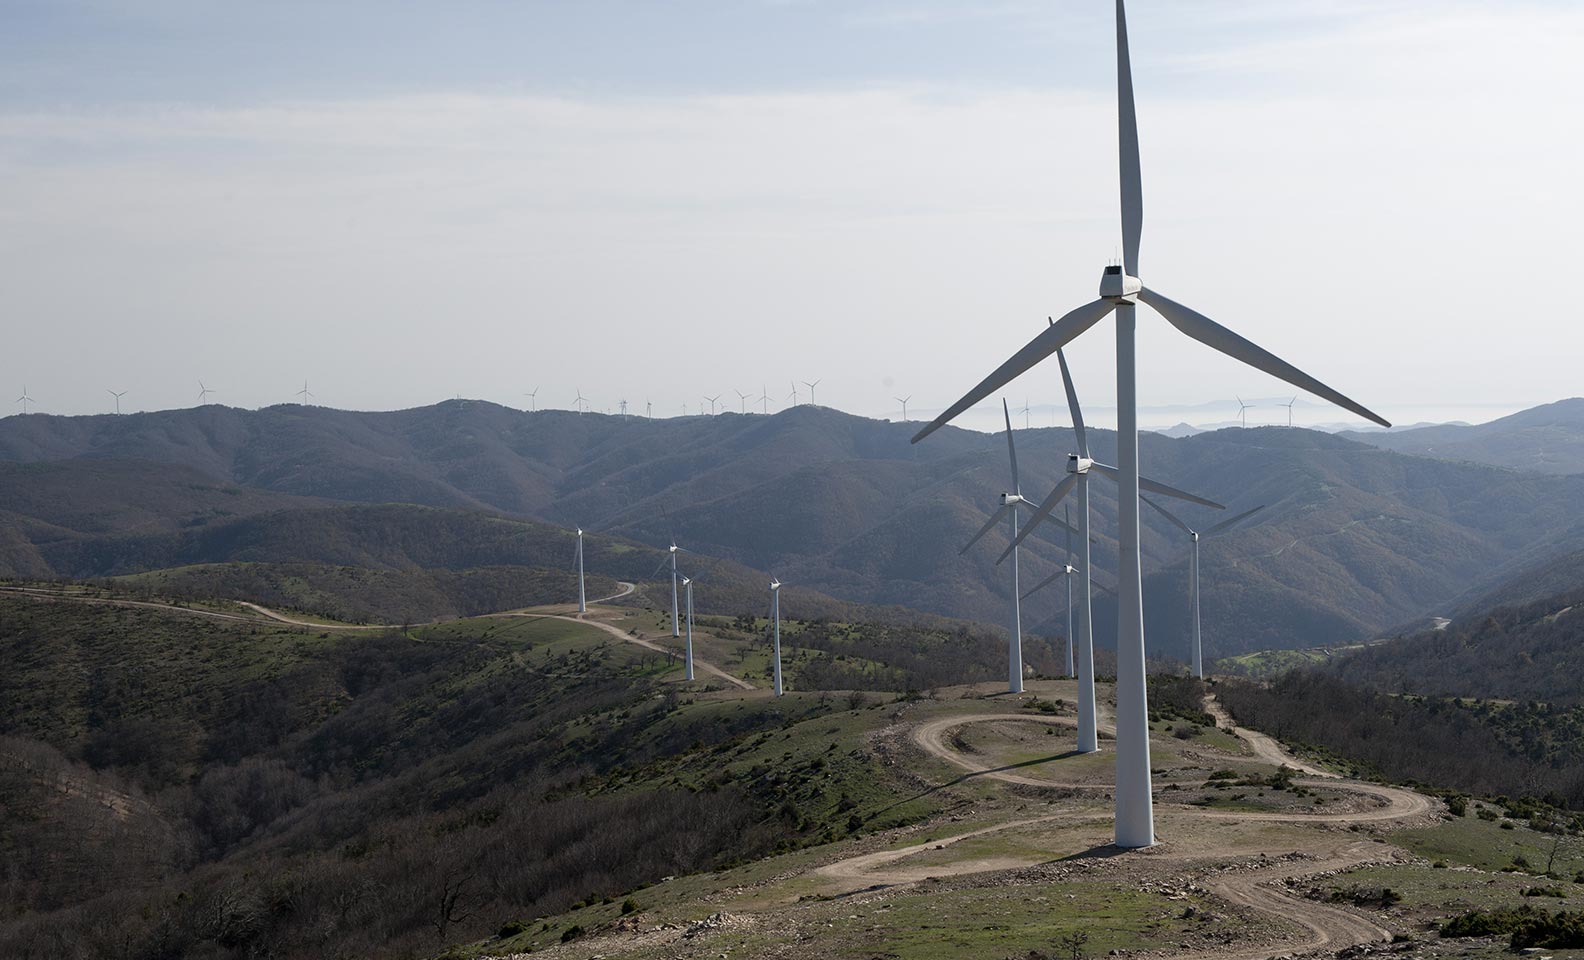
[997,474,1079,564]
[1117,0,1143,276]
[1204,504,1266,538]
[1090,462,1225,509]
[1140,495,1194,536]
[911,299,1115,444]
[1093,579,1118,598]
[1056,345,1088,458]
[1140,287,1391,428]
[1021,571,1064,602]
[1002,399,1020,494]
[649,555,670,579]
[1064,505,1073,560]
[961,504,1013,555]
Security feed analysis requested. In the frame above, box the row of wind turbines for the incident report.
[560,380,825,418]
[909,0,1389,849]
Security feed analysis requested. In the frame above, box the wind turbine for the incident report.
[573,527,587,614]
[1283,396,1298,427]
[1020,506,1079,678]
[646,400,653,420]
[802,379,822,407]
[736,389,751,414]
[894,396,912,421]
[1235,396,1256,428]
[960,399,1038,693]
[704,394,721,416]
[1002,345,1222,756]
[759,385,772,415]
[297,380,315,405]
[909,0,1388,850]
[1021,398,1032,430]
[681,573,696,681]
[15,386,34,415]
[619,399,629,419]
[787,381,800,407]
[574,389,589,414]
[107,389,127,415]
[1142,498,1265,680]
[196,381,214,405]
[524,388,538,412]
[769,578,784,696]
[649,539,687,637]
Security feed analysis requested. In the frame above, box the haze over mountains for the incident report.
[4,399,1584,659]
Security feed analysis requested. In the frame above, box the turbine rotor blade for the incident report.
[961,504,1013,556]
[1117,0,1143,276]
[1140,495,1194,536]
[1056,346,1089,458]
[997,474,1079,564]
[1002,398,1020,494]
[912,299,1115,444]
[1090,462,1224,510]
[649,555,671,579]
[1022,571,1065,602]
[1140,287,1390,428]
[1204,504,1266,538]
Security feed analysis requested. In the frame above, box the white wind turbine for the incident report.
[619,399,629,419]
[759,385,772,414]
[524,388,538,411]
[1142,498,1265,680]
[894,396,912,421]
[910,0,1388,850]
[573,527,587,614]
[1023,517,1118,680]
[1021,398,1032,430]
[297,380,315,405]
[107,389,127,415]
[1002,345,1222,756]
[1282,396,1298,427]
[196,381,215,405]
[574,389,589,414]
[769,578,784,696]
[802,380,822,407]
[787,381,800,407]
[736,389,752,414]
[681,573,697,681]
[1235,396,1256,428]
[704,394,721,416]
[649,539,687,638]
[15,386,34,415]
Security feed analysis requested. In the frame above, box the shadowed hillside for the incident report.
[1341,398,1584,475]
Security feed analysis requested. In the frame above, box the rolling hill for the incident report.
[6,402,1584,657]
[1340,397,1584,475]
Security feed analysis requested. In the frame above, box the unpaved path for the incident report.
[813,815,1072,888]
[1203,693,1332,777]
[547,607,754,691]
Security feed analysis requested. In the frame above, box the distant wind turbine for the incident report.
[1142,498,1265,679]
[573,528,587,613]
[107,389,127,415]
[297,380,315,405]
[910,0,1387,850]
[787,381,799,407]
[1283,396,1298,427]
[769,578,784,696]
[524,388,538,411]
[802,379,822,407]
[196,381,214,404]
[681,573,697,681]
[646,399,653,420]
[736,389,751,414]
[704,394,721,416]
[574,389,589,414]
[894,396,912,421]
[1235,396,1255,428]
[649,539,687,638]
[1020,506,1079,678]
[619,399,629,419]
[1021,398,1032,430]
[759,385,772,415]
[15,386,34,415]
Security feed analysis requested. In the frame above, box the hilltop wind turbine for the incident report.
[910,0,1388,849]
[736,389,752,414]
[704,394,721,416]
[802,380,822,407]
[960,399,1038,693]
[1283,396,1298,427]
[297,380,315,405]
[1002,346,1222,755]
[574,389,589,414]
[107,389,127,415]
[524,388,538,411]
[894,396,912,421]
[619,399,629,419]
[196,381,214,404]
[769,578,784,696]
[15,386,34,415]
[681,573,697,681]
[1021,398,1032,430]
[787,381,800,407]
[573,528,587,613]
[759,384,772,414]
[650,539,687,637]
[1235,396,1256,428]
[1142,498,1265,680]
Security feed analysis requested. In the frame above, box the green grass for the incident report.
[1396,812,1584,876]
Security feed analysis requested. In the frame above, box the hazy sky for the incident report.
[3,1,1581,429]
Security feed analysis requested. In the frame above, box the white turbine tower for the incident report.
[574,389,589,414]
[681,574,696,681]
[759,385,772,414]
[1020,506,1079,678]
[1142,498,1265,679]
[573,527,587,614]
[802,380,822,407]
[1235,396,1255,428]
[196,381,214,405]
[704,394,721,416]
[649,539,687,637]
[894,396,912,421]
[16,386,34,415]
[736,389,751,414]
[910,0,1388,849]
[524,388,538,411]
[787,381,800,407]
[769,578,784,696]
[1003,345,1222,755]
[106,389,127,415]
[297,380,315,405]
[1283,396,1298,427]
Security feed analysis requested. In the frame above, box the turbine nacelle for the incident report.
[999,493,1029,507]
[1099,264,1142,303]
[1067,455,1095,475]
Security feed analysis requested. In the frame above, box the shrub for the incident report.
[498,920,528,939]
[621,899,639,915]
[561,925,585,943]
